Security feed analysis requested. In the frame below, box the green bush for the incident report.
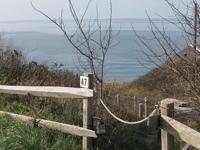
[0,46,161,149]
[0,116,81,150]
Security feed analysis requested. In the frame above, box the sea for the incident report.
[0,19,186,81]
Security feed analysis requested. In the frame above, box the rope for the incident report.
[99,98,159,125]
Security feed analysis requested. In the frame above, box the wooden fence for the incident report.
[160,99,200,150]
[0,73,96,150]
[0,73,200,150]
[112,95,200,150]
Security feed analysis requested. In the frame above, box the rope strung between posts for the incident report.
[99,98,159,125]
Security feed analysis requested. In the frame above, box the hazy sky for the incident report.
[0,0,184,21]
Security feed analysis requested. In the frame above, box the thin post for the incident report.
[144,97,148,118]
[138,103,143,119]
[116,94,120,110]
[193,2,198,53]
[133,96,137,113]
[82,73,93,150]
[161,99,175,150]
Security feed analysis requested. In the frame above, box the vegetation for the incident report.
[134,0,200,109]
[0,116,81,150]
[0,45,82,150]
[0,40,199,150]
[0,44,159,150]
[1,37,200,150]
[0,0,199,149]
[32,0,113,98]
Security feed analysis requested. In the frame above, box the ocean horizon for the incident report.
[0,18,185,81]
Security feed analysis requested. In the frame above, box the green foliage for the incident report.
[95,121,149,150]
[0,116,81,150]
[0,48,83,149]
[0,47,162,149]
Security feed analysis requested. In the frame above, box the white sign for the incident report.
[80,76,89,88]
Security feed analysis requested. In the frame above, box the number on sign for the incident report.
[81,78,87,86]
[80,76,89,88]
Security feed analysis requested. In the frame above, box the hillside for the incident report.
[129,46,200,108]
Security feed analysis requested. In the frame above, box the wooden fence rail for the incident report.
[161,115,200,149]
[160,99,200,150]
[0,74,96,150]
[0,85,93,98]
[1,79,200,150]
[0,111,97,138]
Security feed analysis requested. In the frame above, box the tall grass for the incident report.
[0,116,81,150]
[0,46,160,149]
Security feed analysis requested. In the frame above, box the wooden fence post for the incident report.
[144,97,148,118]
[82,73,93,150]
[133,96,137,113]
[116,94,120,110]
[138,103,143,119]
[161,99,175,150]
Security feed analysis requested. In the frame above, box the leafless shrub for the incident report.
[134,0,200,108]
[31,0,113,98]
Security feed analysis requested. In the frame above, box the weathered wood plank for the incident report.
[133,96,137,114]
[182,144,191,150]
[0,85,93,98]
[161,115,200,149]
[160,99,175,150]
[116,94,120,110]
[82,73,94,150]
[144,97,148,118]
[138,103,143,120]
[161,98,190,107]
[0,111,97,138]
